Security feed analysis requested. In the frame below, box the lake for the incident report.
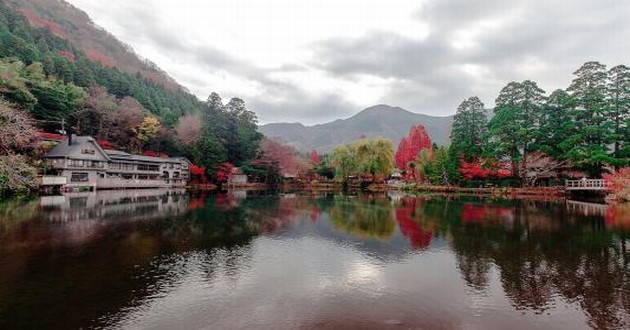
[0,189,628,329]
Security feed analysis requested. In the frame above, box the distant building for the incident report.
[43,135,190,190]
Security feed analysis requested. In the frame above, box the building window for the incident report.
[122,174,134,180]
[70,172,89,182]
[111,163,134,171]
[173,171,180,178]
[89,161,104,168]
[69,159,84,167]
[137,164,160,172]
[81,149,95,155]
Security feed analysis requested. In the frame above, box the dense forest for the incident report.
[0,1,266,195]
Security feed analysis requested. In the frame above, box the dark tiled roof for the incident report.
[46,136,109,159]
[46,135,190,165]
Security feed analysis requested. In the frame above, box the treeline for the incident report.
[324,61,628,187]
[449,61,628,179]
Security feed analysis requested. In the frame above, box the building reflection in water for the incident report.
[40,189,189,223]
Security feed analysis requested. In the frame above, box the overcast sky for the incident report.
[66,0,629,125]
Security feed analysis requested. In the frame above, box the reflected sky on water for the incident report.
[0,190,628,329]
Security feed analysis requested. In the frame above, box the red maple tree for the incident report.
[395,125,432,176]
[309,150,321,165]
[459,159,511,180]
[215,162,235,184]
[189,164,208,183]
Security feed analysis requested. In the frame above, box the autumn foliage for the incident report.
[603,167,630,202]
[260,138,310,177]
[215,162,235,184]
[189,164,208,183]
[459,159,511,180]
[309,150,321,165]
[395,125,432,171]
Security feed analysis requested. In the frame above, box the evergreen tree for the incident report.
[565,61,610,175]
[538,89,573,158]
[606,65,630,167]
[450,96,487,161]
[488,80,546,178]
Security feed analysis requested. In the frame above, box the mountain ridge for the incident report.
[260,105,455,152]
[5,0,183,91]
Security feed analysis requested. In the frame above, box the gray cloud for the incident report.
[312,0,630,114]
[69,0,630,122]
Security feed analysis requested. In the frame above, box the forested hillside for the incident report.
[5,0,182,90]
[0,0,203,128]
[0,0,266,195]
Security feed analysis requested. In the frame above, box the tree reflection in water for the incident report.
[328,195,396,240]
[0,191,627,329]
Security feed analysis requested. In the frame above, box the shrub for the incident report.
[603,167,630,202]
[0,154,38,196]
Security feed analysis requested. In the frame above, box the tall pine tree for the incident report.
[449,96,487,161]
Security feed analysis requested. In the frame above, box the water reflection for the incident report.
[0,191,627,329]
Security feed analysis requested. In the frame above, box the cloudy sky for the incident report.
[65,0,629,125]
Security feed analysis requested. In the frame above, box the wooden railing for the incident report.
[565,179,605,190]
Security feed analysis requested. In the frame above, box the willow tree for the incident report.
[329,137,394,182]
[355,137,394,181]
[328,144,356,181]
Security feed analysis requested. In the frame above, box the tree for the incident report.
[0,154,37,196]
[193,131,227,177]
[422,146,459,185]
[328,144,356,182]
[329,137,394,182]
[0,97,37,153]
[108,96,145,150]
[606,65,630,167]
[564,61,610,176]
[309,150,321,166]
[134,115,160,148]
[175,114,202,146]
[259,138,310,177]
[488,80,546,179]
[395,124,432,179]
[450,96,487,161]
[538,89,573,158]
[602,167,630,202]
[355,137,394,181]
[519,151,568,187]
[74,86,117,139]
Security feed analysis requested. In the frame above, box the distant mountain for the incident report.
[260,105,455,152]
[5,0,181,91]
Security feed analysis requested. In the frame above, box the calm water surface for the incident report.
[0,190,628,329]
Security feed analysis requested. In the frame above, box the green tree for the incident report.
[423,146,459,185]
[564,61,610,175]
[538,89,573,158]
[450,96,487,161]
[354,137,394,181]
[606,65,630,167]
[488,80,546,178]
[193,131,228,177]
